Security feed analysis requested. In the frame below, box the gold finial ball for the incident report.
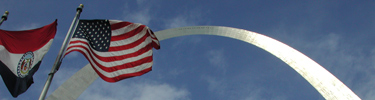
[5,11,9,15]
[79,4,84,8]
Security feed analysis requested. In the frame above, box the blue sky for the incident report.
[0,0,374,100]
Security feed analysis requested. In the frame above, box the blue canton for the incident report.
[73,20,111,52]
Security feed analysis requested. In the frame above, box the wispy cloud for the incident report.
[64,52,81,59]
[201,76,226,95]
[241,89,288,100]
[17,23,41,30]
[163,15,197,29]
[254,1,375,99]
[79,80,190,100]
[122,8,151,25]
[206,49,227,72]
[201,75,289,100]
[269,23,375,99]
[170,36,202,50]
[121,1,153,25]
[163,10,203,29]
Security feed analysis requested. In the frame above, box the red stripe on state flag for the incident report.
[0,20,57,53]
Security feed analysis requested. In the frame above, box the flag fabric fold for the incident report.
[0,20,57,97]
[64,19,160,82]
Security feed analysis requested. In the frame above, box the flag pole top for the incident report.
[77,4,84,12]
[79,4,84,8]
[2,11,9,21]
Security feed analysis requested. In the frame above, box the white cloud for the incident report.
[269,24,375,99]
[64,52,81,59]
[201,75,290,100]
[121,1,154,25]
[164,16,196,29]
[133,83,190,100]
[122,9,151,25]
[163,10,203,29]
[201,76,226,95]
[171,36,202,50]
[1,98,9,100]
[206,49,227,72]
[79,80,190,100]
[241,89,286,100]
[371,48,375,68]
[17,23,41,30]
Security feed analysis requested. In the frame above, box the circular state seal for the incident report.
[17,51,34,78]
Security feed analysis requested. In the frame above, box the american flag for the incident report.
[64,20,160,82]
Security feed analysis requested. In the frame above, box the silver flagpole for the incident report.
[0,11,9,26]
[38,4,84,100]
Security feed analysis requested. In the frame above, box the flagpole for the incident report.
[38,4,83,100]
[0,11,9,26]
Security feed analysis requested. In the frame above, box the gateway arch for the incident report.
[47,26,360,100]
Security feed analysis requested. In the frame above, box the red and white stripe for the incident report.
[64,20,160,82]
[0,20,57,76]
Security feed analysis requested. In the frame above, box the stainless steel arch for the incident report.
[47,26,360,100]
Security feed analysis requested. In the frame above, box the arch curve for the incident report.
[47,26,360,100]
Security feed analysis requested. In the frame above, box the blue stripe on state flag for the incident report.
[0,61,41,97]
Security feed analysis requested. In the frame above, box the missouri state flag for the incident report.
[64,20,160,82]
[0,20,57,97]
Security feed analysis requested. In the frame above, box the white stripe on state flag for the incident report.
[0,40,54,75]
